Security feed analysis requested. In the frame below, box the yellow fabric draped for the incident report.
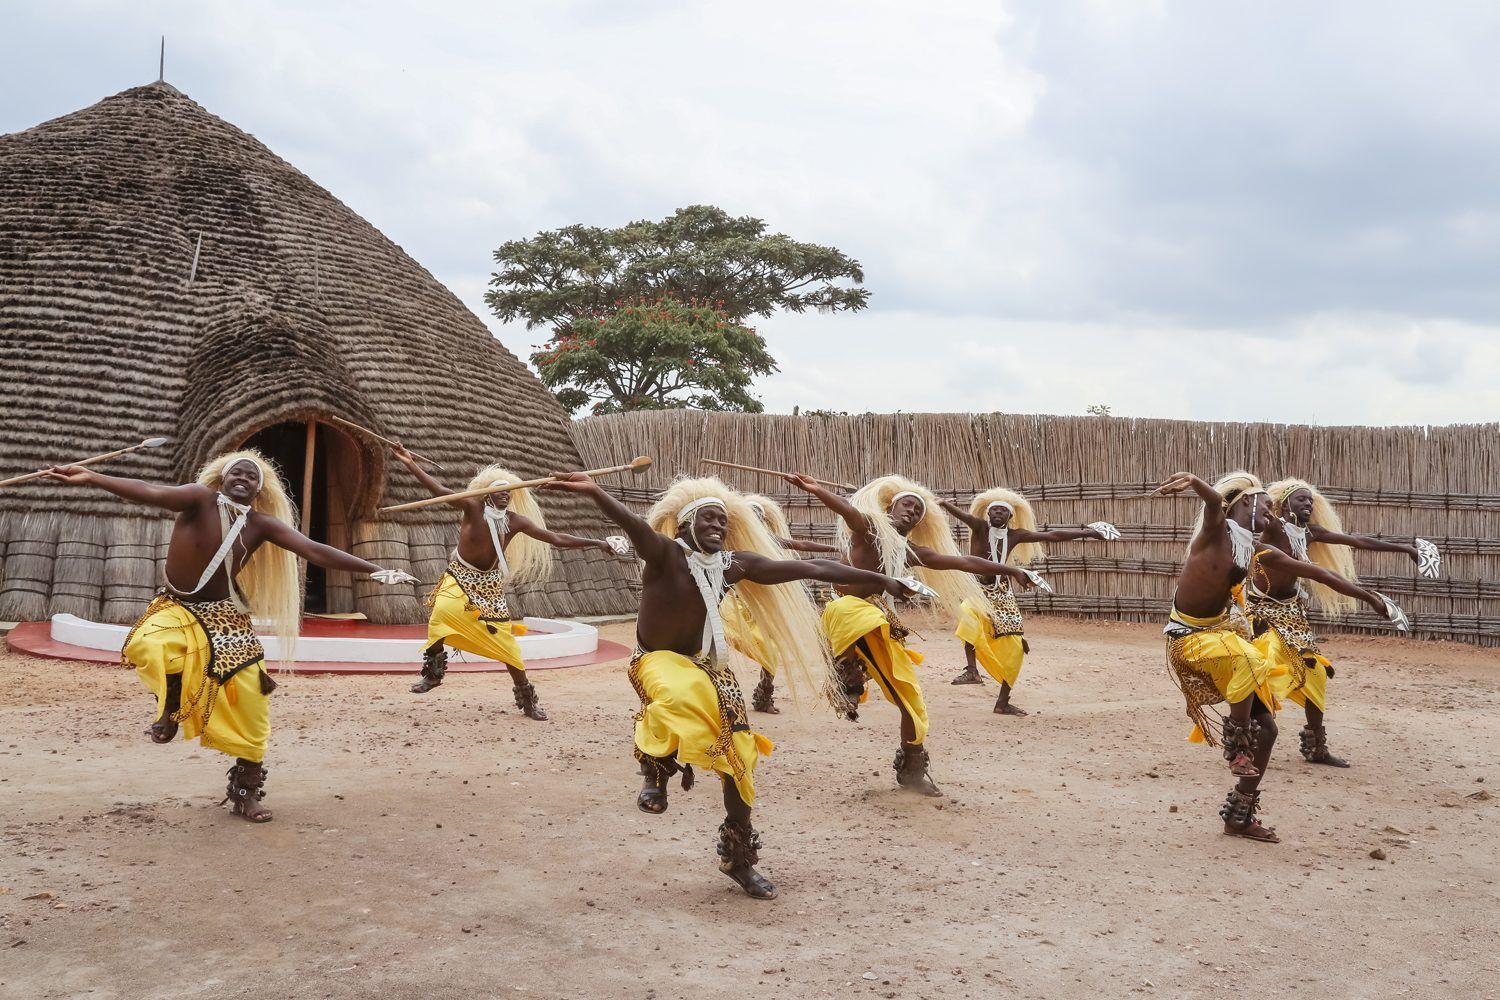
[722,589,777,675]
[955,599,1025,687]
[1165,606,1278,745]
[1254,627,1330,712]
[629,649,773,806]
[123,594,271,763]
[426,574,527,669]
[822,594,930,745]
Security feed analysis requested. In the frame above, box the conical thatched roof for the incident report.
[0,81,637,623]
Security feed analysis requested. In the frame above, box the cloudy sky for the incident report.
[7,1,1500,426]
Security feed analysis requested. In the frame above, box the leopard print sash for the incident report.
[126,591,264,683]
[981,579,1024,638]
[1245,590,1319,691]
[432,558,512,622]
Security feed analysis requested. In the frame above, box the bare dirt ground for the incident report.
[2,616,1498,999]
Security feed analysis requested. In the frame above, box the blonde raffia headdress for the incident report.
[1188,471,1265,569]
[742,493,793,539]
[196,449,301,663]
[465,464,553,584]
[1269,477,1359,616]
[647,476,839,709]
[969,487,1042,566]
[841,474,989,620]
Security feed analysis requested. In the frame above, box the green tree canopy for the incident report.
[531,295,776,415]
[487,204,870,329]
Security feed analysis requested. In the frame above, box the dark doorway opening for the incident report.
[241,420,365,615]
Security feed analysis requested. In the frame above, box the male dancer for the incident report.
[545,472,916,899]
[785,473,1037,796]
[940,490,1116,714]
[1260,478,1420,765]
[394,445,625,719]
[47,451,416,822]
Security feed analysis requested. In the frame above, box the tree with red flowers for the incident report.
[489,205,869,413]
[530,295,776,414]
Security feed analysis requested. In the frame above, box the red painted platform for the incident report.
[5,620,632,675]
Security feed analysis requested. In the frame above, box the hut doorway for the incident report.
[241,420,366,615]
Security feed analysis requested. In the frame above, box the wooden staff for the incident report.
[324,414,445,470]
[380,456,653,513]
[702,458,856,493]
[0,437,171,489]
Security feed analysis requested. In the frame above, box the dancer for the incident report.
[46,451,417,822]
[394,445,625,720]
[733,493,840,714]
[1156,470,1284,842]
[544,472,916,899]
[785,473,1037,796]
[1261,478,1417,765]
[939,491,1117,714]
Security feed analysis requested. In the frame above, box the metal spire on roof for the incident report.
[158,36,165,83]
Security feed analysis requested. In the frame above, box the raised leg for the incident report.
[635,749,690,814]
[717,780,775,899]
[149,672,183,743]
[508,665,548,721]
[411,642,447,694]
[951,643,983,685]
[1220,696,1260,777]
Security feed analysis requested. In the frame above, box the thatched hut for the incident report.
[0,81,638,624]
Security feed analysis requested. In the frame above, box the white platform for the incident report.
[50,613,599,664]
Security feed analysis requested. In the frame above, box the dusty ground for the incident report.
[2,615,1498,999]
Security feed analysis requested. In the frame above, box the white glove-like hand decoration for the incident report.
[370,569,420,586]
[1375,592,1410,633]
[899,576,939,599]
[604,535,632,556]
[1415,538,1441,579]
[1022,568,1055,595]
[1088,521,1121,541]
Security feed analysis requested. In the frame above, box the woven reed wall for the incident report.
[571,411,1500,646]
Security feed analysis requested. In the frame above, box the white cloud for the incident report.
[5,0,1500,425]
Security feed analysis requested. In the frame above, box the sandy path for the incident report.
[2,616,1498,999]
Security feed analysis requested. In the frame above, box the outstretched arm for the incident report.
[257,516,387,575]
[541,472,667,562]
[44,467,206,513]
[778,536,841,555]
[391,444,463,505]
[1306,524,1420,563]
[783,474,873,538]
[1258,548,1386,615]
[937,498,987,533]
[734,552,913,598]
[908,544,1033,585]
[509,512,614,553]
[1010,526,1107,544]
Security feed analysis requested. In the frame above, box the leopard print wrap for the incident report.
[981,579,1024,638]
[1245,591,1319,692]
[429,558,512,622]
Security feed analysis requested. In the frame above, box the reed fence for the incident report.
[571,411,1500,646]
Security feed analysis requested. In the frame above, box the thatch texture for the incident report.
[0,82,639,623]
[572,411,1500,645]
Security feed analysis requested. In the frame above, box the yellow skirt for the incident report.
[123,596,272,763]
[1167,627,1277,745]
[822,595,929,745]
[955,599,1025,687]
[426,574,526,669]
[1254,628,1330,712]
[722,591,777,675]
[630,649,772,805]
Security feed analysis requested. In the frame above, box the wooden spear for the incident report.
[0,437,171,489]
[701,458,856,493]
[380,456,653,513]
[324,414,445,470]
